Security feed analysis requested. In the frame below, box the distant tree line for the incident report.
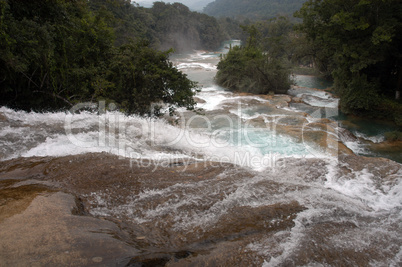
[89,0,225,51]
[0,0,225,114]
[204,0,306,21]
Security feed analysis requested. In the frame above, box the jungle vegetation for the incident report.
[215,17,294,94]
[0,0,224,114]
[1,0,401,125]
[204,0,306,21]
[295,0,402,124]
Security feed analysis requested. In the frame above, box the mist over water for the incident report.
[0,41,401,266]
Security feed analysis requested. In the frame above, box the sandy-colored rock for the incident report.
[0,190,137,266]
[193,97,206,104]
[0,113,8,122]
[291,96,303,103]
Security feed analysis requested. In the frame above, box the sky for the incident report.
[135,0,215,11]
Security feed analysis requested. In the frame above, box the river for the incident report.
[0,41,401,266]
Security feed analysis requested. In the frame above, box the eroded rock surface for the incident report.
[0,152,401,266]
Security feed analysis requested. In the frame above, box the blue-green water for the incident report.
[293,75,401,163]
[335,112,398,137]
[294,75,333,90]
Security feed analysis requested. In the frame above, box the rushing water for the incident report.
[0,41,401,266]
[291,73,402,164]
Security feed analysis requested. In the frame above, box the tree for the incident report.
[149,2,224,51]
[106,41,197,115]
[216,25,292,94]
[0,0,198,115]
[0,0,115,109]
[295,0,402,114]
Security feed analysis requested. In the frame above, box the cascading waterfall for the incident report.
[0,41,401,266]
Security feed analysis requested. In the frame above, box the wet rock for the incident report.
[276,116,308,126]
[273,120,354,156]
[0,153,400,266]
[126,251,193,267]
[0,181,54,223]
[282,219,401,267]
[338,127,357,143]
[235,92,255,97]
[193,97,206,104]
[0,190,138,266]
[289,102,321,116]
[369,140,402,152]
[301,94,338,108]
[291,96,303,103]
[338,154,402,182]
[214,201,305,237]
[92,257,103,263]
[265,95,291,108]
[0,112,8,122]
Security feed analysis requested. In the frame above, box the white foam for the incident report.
[302,95,339,108]
[0,106,68,125]
[344,140,368,155]
[2,106,325,170]
[288,87,332,99]
[176,62,217,71]
[196,92,228,110]
[354,132,385,143]
[325,160,402,211]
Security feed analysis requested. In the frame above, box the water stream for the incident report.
[0,41,401,266]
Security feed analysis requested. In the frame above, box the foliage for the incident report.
[216,17,248,41]
[0,0,199,115]
[88,0,225,51]
[216,25,292,94]
[106,41,197,115]
[252,17,296,63]
[204,0,306,21]
[295,0,402,116]
[149,2,224,51]
[375,98,402,127]
[218,16,313,74]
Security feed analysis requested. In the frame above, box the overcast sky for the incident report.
[135,0,215,11]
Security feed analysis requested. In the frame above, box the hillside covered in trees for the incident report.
[0,0,225,114]
[204,0,306,20]
[89,0,224,51]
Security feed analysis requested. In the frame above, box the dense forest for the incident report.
[89,0,225,51]
[214,0,401,126]
[1,0,401,126]
[204,0,306,20]
[0,0,225,114]
[295,0,402,124]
